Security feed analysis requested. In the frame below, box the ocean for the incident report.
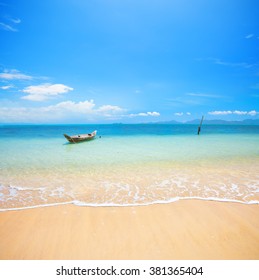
[0,124,259,211]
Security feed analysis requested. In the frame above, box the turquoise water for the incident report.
[0,124,259,210]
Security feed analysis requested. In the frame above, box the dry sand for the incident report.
[0,200,259,260]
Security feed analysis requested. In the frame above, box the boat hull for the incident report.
[63,130,97,143]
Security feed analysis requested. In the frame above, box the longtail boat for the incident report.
[64,130,97,143]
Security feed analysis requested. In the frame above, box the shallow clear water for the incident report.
[0,124,259,211]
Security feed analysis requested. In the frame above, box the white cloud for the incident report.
[0,22,17,32]
[208,110,232,115]
[21,83,74,101]
[186,92,221,98]
[207,58,254,69]
[129,111,160,117]
[0,100,127,123]
[0,16,21,32]
[232,110,247,115]
[0,85,13,90]
[174,112,191,116]
[97,105,126,117]
[10,18,21,24]
[247,110,257,116]
[0,69,32,80]
[147,111,160,116]
[46,100,95,113]
[245,34,254,39]
[174,112,184,116]
[0,97,160,123]
[208,110,258,116]
[49,101,126,119]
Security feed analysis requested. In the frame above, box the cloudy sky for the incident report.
[0,0,259,123]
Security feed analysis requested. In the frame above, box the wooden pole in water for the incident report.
[197,115,204,135]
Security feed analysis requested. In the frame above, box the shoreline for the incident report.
[0,200,259,260]
[0,195,259,213]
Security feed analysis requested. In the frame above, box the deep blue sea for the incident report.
[1,124,259,211]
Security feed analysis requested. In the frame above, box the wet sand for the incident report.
[0,200,259,260]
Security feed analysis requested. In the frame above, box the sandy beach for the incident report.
[0,200,259,260]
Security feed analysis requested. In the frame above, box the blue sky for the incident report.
[0,0,259,123]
